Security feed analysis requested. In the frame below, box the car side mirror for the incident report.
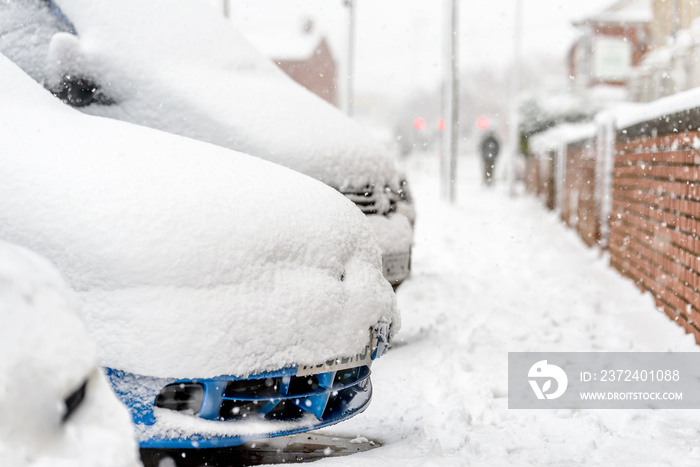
[53,75,113,107]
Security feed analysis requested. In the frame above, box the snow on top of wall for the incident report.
[594,101,641,124]
[43,0,396,190]
[0,55,397,380]
[615,86,700,129]
[530,122,596,154]
[0,241,141,467]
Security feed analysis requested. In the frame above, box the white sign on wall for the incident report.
[593,37,632,81]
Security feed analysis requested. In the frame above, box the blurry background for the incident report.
[207,0,612,151]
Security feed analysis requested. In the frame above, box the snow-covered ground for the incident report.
[312,152,700,466]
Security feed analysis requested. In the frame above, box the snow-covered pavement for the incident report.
[315,152,700,467]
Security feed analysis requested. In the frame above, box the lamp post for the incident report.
[508,0,522,197]
[441,0,459,202]
[344,0,356,117]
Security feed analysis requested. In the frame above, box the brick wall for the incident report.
[525,156,540,196]
[542,152,556,211]
[525,152,556,210]
[609,131,700,343]
[563,140,601,247]
[527,111,700,344]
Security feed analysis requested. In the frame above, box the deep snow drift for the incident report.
[309,153,700,467]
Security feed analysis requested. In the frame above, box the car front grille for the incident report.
[217,365,371,422]
[151,365,372,425]
[341,185,394,215]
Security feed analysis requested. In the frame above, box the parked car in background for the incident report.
[0,0,415,287]
[0,54,398,450]
[0,241,141,467]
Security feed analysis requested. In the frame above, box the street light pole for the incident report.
[508,0,522,197]
[441,0,459,202]
[344,0,356,117]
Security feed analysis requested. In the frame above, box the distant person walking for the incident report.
[480,133,500,186]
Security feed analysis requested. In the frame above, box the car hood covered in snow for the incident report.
[28,0,398,190]
[0,56,397,380]
[0,241,141,467]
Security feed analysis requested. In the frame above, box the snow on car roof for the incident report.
[0,55,397,380]
[0,241,141,467]
[45,0,397,190]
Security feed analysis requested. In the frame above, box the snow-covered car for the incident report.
[0,241,141,467]
[0,54,398,449]
[0,0,415,287]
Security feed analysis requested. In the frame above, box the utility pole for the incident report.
[508,0,522,197]
[441,0,459,202]
[222,0,230,18]
[344,0,356,116]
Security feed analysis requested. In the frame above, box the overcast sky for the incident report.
[225,0,617,100]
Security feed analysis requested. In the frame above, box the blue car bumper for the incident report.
[106,323,392,449]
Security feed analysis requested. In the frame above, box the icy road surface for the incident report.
[311,153,700,467]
